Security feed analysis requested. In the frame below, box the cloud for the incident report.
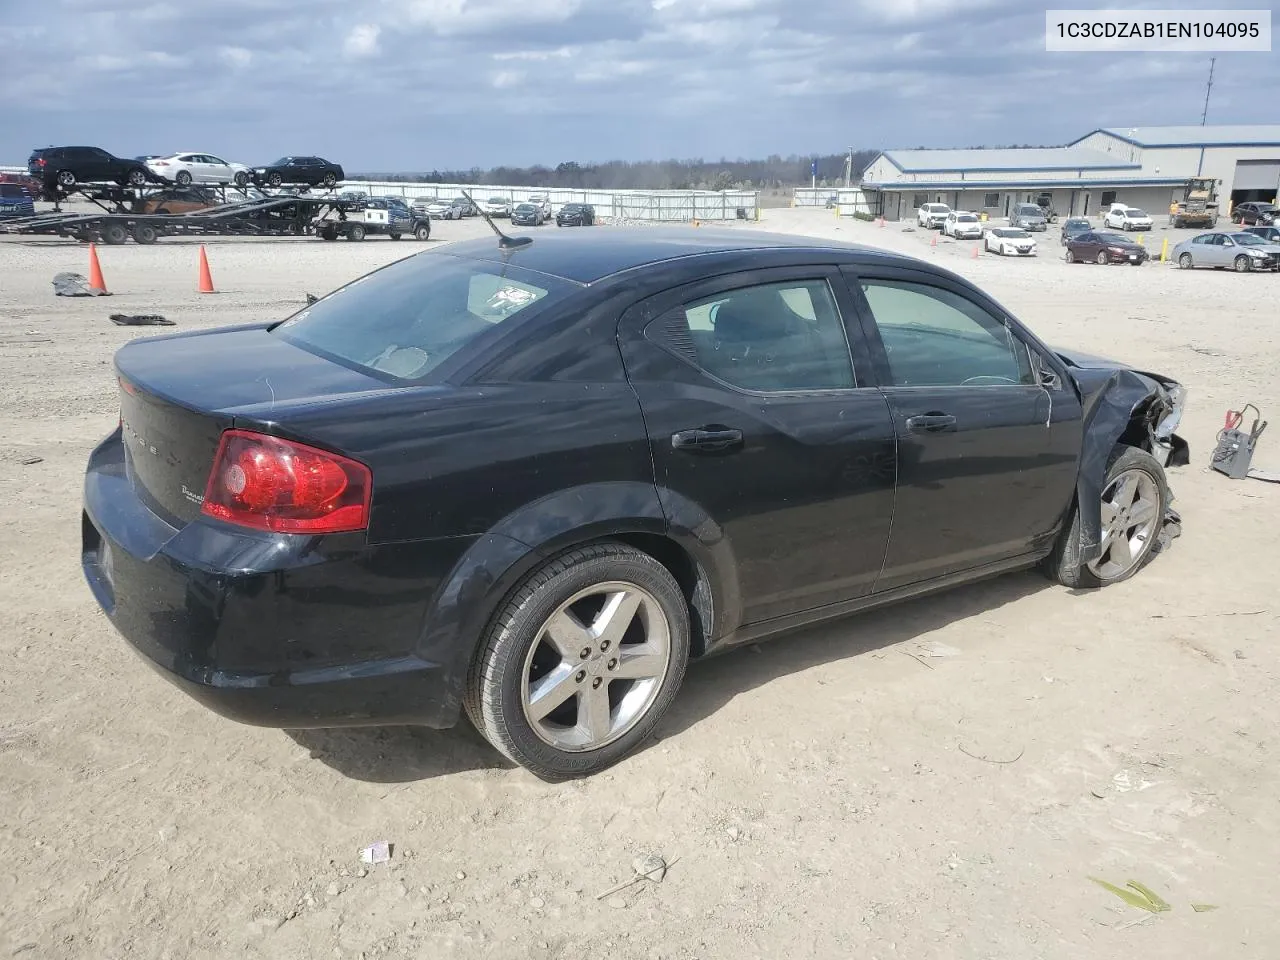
[0,0,1273,172]
[343,24,381,58]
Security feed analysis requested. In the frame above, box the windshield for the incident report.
[488,197,506,203]
[514,203,536,212]
[1125,208,1147,217]
[1018,206,1042,216]
[271,158,291,166]
[926,204,948,212]
[273,255,572,382]
[1256,204,1277,212]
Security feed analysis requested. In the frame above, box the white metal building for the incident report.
[860,124,1280,222]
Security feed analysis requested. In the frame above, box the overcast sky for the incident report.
[2,0,1276,171]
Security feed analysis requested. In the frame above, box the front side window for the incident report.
[859,279,1032,388]
[673,280,855,392]
[274,255,572,382]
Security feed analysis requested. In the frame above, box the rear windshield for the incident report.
[1125,209,1146,216]
[273,254,573,382]
[957,214,978,222]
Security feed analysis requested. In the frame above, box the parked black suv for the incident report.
[556,202,595,226]
[28,146,156,191]
[250,157,345,189]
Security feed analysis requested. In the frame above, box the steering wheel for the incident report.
[960,375,1019,386]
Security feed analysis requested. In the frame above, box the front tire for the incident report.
[414,223,430,241]
[1179,252,1193,269]
[1096,251,1109,265]
[1065,249,1076,263]
[267,172,283,188]
[346,223,366,241]
[233,171,248,188]
[465,543,691,780]
[126,168,147,187]
[1042,445,1170,589]
[1234,254,1251,273]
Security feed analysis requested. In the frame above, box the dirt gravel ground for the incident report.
[2,210,1279,960]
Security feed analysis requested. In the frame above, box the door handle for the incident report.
[905,413,957,433]
[671,426,744,452]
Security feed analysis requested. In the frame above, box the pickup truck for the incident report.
[317,197,431,241]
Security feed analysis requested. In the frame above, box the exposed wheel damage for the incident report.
[1055,348,1190,565]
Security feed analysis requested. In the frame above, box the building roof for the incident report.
[880,146,1138,173]
[1082,125,1280,148]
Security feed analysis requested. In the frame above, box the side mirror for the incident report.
[1040,368,1061,389]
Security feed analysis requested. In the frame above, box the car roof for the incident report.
[436,228,893,284]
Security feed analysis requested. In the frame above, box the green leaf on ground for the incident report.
[1088,877,1171,913]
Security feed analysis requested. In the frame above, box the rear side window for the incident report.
[668,279,855,392]
[274,255,573,382]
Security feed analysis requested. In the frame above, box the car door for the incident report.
[1206,233,1233,266]
[843,266,1082,591]
[618,265,897,625]
[1074,232,1099,259]
[80,148,111,181]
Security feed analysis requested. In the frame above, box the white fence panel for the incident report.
[834,188,875,218]
[345,181,757,221]
[792,187,841,207]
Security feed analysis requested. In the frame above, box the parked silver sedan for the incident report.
[1172,231,1280,272]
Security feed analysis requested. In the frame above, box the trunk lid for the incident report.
[114,323,391,526]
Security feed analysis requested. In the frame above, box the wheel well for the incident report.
[601,532,713,658]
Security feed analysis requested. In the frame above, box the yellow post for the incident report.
[1160,237,1168,262]
[1136,233,1144,246]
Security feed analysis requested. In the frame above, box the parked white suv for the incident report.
[1104,204,1154,231]
[528,193,552,218]
[942,211,983,239]
[916,203,951,228]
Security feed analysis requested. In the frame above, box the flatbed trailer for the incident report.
[2,180,437,244]
[0,194,374,244]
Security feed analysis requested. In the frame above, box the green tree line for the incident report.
[349,151,882,190]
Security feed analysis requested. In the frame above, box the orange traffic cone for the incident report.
[88,243,107,293]
[971,243,980,259]
[197,245,216,294]
[930,233,937,248]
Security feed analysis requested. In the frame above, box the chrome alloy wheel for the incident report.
[520,582,671,752]
[1087,469,1161,580]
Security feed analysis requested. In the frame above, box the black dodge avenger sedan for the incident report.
[83,230,1188,778]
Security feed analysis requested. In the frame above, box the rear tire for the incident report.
[175,171,193,186]
[57,170,77,188]
[1042,445,1170,589]
[131,223,158,245]
[322,172,337,188]
[388,232,401,241]
[126,168,147,187]
[101,223,129,245]
[346,223,366,241]
[320,223,338,241]
[465,543,690,780]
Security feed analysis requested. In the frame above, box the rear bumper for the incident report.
[82,430,471,729]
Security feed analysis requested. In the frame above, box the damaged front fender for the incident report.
[1065,360,1190,564]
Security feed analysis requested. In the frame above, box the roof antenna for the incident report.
[461,188,531,249]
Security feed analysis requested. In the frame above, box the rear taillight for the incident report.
[201,429,371,534]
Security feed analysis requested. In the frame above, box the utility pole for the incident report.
[1201,57,1215,126]
[844,147,853,187]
